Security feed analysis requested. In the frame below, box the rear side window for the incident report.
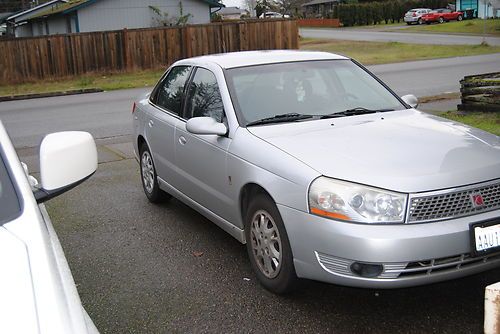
[184,68,224,122]
[155,66,191,116]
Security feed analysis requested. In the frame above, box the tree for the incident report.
[149,2,192,27]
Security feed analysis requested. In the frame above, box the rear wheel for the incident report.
[140,143,171,203]
[245,194,297,294]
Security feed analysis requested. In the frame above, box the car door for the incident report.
[145,65,192,185]
[173,66,233,220]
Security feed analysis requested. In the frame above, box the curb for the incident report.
[0,88,104,102]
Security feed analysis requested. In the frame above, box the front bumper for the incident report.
[278,204,500,288]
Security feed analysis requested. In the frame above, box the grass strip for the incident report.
[300,38,500,65]
[400,19,500,36]
[439,111,500,135]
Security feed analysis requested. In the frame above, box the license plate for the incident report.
[471,220,500,256]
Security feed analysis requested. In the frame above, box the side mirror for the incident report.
[186,117,227,136]
[401,94,419,108]
[35,131,97,203]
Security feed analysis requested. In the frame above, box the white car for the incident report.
[0,120,99,333]
[259,11,289,18]
[404,8,432,25]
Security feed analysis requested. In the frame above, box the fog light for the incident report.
[350,262,383,278]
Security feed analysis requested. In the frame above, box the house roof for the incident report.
[219,6,246,15]
[6,0,67,21]
[29,0,224,20]
[302,0,339,6]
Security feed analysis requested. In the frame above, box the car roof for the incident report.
[175,50,348,69]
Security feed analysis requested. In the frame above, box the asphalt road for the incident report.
[300,27,500,46]
[46,157,500,334]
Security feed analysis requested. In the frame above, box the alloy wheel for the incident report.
[141,150,155,194]
[250,210,283,278]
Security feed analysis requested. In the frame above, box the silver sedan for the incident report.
[132,50,500,294]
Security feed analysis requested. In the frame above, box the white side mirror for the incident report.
[401,94,419,109]
[186,117,227,136]
[35,131,97,203]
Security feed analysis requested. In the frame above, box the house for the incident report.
[6,0,68,37]
[456,0,500,18]
[218,6,248,20]
[302,0,340,18]
[8,0,224,38]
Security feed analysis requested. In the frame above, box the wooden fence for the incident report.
[0,19,299,84]
[458,72,500,112]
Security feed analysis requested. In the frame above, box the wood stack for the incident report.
[458,72,500,112]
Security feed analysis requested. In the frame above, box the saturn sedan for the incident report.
[132,50,500,294]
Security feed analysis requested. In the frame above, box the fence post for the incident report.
[123,28,129,71]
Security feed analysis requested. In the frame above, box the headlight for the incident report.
[308,177,407,224]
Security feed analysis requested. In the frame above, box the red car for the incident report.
[422,9,464,24]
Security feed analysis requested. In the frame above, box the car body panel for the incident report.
[247,109,500,193]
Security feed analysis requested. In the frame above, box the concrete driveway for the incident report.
[300,27,500,46]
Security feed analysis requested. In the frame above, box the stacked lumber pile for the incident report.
[458,72,500,112]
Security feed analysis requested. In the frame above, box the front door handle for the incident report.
[178,136,187,145]
[148,120,154,128]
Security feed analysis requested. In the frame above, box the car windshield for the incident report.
[0,149,21,225]
[225,60,406,126]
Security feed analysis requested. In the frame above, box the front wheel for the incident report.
[245,194,297,294]
[140,143,171,203]
[418,18,423,25]
[457,15,463,21]
[438,17,444,23]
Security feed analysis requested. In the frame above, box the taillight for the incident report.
[132,102,136,114]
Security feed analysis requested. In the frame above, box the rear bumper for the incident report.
[278,204,500,288]
[404,17,419,22]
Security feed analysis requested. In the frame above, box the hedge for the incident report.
[333,0,450,26]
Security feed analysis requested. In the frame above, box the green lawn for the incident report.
[0,69,164,97]
[440,111,500,135]
[300,38,500,65]
[401,18,500,36]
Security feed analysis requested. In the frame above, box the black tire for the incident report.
[417,18,423,25]
[406,22,411,25]
[457,15,463,21]
[139,143,171,203]
[438,17,444,23]
[244,193,298,294]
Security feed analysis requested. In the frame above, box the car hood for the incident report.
[0,227,39,333]
[247,110,500,193]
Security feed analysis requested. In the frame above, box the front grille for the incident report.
[408,181,500,223]
[397,253,500,277]
[316,251,500,280]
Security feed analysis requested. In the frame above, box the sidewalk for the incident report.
[418,98,460,115]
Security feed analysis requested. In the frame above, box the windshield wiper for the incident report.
[320,107,395,119]
[246,113,314,126]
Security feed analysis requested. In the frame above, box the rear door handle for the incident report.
[148,120,154,128]
[178,136,187,145]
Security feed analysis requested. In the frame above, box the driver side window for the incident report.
[184,68,224,122]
